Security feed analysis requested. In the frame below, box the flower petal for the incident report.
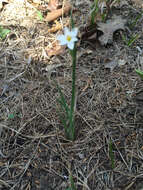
[70,37,78,43]
[57,35,67,45]
[64,27,70,36]
[57,34,64,41]
[67,42,74,50]
[71,28,78,37]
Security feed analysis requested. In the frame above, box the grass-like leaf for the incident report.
[37,10,43,21]
[56,83,70,117]
[122,33,140,47]
[127,34,140,47]
[0,26,10,39]
[135,69,143,80]
[90,0,99,26]
[70,11,75,28]
[70,175,77,190]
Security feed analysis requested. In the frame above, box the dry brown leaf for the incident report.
[46,41,66,57]
[47,0,59,11]
[104,60,118,72]
[48,20,69,33]
[46,2,71,22]
[97,15,126,45]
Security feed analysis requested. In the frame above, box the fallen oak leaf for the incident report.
[48,20,69,33]
[80,25,97,41]
[97,15,126,45]
[47,0,59,11]
[46,2,71,22]
[104,60,118,72]
[46,41,66,57]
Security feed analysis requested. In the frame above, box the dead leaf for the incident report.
[46,2,71,22]
[97,15,126,45]
[46,41,66,57]
[80,25,97,41]
[104,60,118,72]
[48,20,69,33]
[47,0,59,11]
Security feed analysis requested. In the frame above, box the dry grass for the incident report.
[0,0,143,189]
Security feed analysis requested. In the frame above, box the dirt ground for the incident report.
[0,0,143,189]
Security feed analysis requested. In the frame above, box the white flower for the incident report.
[57,27,78,50]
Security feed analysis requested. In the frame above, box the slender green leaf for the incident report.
[130,11,143,29]
[127,34,140,47]
[90,0,99,26]
[37,10,43,21]
[0,26,10,39]
[70,175,77,190]
[56,86,70,117]
[135,69,143,80]
[70,11,74,28]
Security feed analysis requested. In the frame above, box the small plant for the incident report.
[122,11,142,47]
[66,175,77,190]
[90,0,111,25]
[135,69,143,80]
[8,112,22,119]
[130,11,143,29]
[0,26,10,40]
[56,14,78,141]
[37,10,43,21]
[122,33,140,47]
[90,0,99,26]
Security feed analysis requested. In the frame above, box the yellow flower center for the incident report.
[66,35,72,42]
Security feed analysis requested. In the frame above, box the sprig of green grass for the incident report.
[0,26,10,39]
[65,175,77,190]
[130,11,143,29]
[90,0,99,26]
[122,10,142,47]
[37,10,43,21]
[122,33,140,47]
[135,69,143,80]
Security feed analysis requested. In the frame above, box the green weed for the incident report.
[122,33,140,47]
[0,26,10,39]
[135,69,143,80]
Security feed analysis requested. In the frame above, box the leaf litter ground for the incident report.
[0,0,143,189]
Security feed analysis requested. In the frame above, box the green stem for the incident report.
[67,47,77,141]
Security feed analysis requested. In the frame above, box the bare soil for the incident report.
[0,0,143,190]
